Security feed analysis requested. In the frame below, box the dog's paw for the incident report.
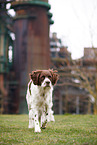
[28,126,34,129]
[41,121,47,129]
[35,127,41,133]
[50,116,55,122]
[47,115,55,122]
[28,124,34,128]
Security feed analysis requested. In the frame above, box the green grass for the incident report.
[0,115,97,145]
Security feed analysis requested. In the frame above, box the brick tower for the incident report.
[11,0,53,113]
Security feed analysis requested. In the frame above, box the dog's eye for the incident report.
[41,76,45,80]
[48,76,51,79]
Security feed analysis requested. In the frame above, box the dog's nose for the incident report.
[46,81,50,85]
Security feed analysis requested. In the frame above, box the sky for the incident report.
[49,0,97,59]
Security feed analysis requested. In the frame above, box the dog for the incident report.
[26,69,59,132]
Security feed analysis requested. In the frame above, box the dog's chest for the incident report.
[36,89,49,107]
[30,84,52,109]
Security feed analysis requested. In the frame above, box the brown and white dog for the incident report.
[26,69,59,132]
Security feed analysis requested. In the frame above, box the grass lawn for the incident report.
[0,115,97,145]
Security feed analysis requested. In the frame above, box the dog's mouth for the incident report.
[46,84,50,87]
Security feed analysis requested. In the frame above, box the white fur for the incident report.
[26,78,55,133]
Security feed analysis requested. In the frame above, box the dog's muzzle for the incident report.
[41,78,51,88]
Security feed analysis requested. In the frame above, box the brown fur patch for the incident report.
[29,69,59,86]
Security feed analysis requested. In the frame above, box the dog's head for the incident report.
[29,69,59,87]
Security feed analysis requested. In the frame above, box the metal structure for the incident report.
[50,34,94,114]
[10,0,53,113]
[0,0,14,113]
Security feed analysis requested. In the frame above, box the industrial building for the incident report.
[0,0,53,114]
[0,0,96,114]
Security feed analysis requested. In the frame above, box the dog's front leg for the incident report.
[45,103,55,122]
[41,111,47,129]
[47,100,55,122]
[41,104,50,129]
[47,108,55,122]
[34,111,41,133]
[29,109,34,128]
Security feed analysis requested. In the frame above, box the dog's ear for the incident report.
[29,70,42,86]
[49,69,59,85]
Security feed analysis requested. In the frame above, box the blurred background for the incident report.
[0,0,97,115]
